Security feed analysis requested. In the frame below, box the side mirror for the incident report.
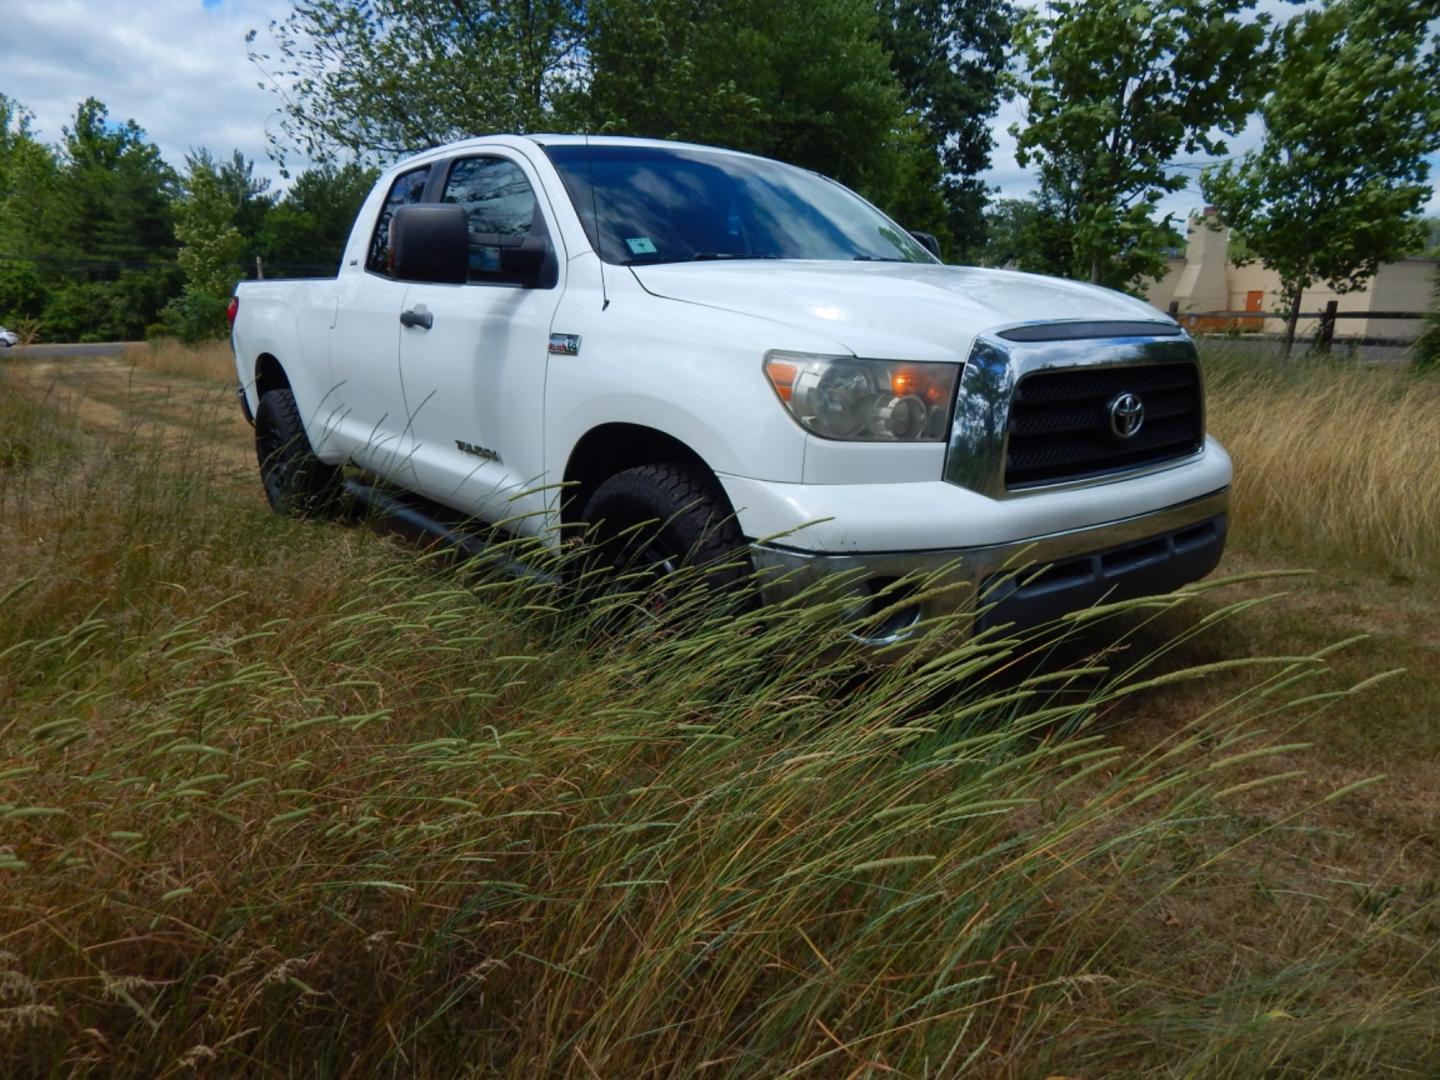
[910,230,942,260]
[498,233,558,289]
[391,204,470,284]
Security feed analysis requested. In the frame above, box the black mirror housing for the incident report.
[909,230,942,260]
[392,204,470,284]
[499,234,558,289]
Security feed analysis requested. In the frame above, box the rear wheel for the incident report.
[254,388,343,517]
[580,462,751,609]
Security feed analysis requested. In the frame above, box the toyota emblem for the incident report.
[1107,391,1145,439]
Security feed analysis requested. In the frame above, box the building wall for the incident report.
[1365,260,1436,340]
[1150,258,1185,314]
[1223,265,1361,339]
[1144,216,1436,342]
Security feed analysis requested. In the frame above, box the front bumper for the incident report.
[748,487,1229,642]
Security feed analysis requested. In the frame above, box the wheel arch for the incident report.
[562,423,735,529]
[254,353,291,399]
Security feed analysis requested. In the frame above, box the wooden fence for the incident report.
[1165,299,1428,350]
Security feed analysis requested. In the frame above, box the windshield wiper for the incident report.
[852,255,909,262]
[691,252,779,261]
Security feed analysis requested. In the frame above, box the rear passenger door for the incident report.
[397,152,564,530]
[327,163,431,481]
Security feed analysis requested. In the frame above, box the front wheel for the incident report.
[580,462,752,608]
[254,388,343,517]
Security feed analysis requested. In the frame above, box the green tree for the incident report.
[1011,0,1270,289]
[0,262,48,323]
[1416,218,1440,371]
[249,0,587,169]
[1421,217,1440,370]
[581,0,908,199]
[1202,0,1440,353]
[0,96,67,264]
[573,0,766,149]
[871,122,955,251]
[175,155,246,298]
[259,162,378,273]
[54,98,177,265]
[173,148,276,266]
[162,156,246,342]
[213,149,276,252]
[876,0,1013,258]
[0,99,55,326]
[1414,215,1440,257]
[43,267,182,343]
[1416,270,1440,370]
[253,0,952,239]
[1,97,181,342]
[980,197,1067,274]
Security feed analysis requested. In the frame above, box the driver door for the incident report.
[327,163,431,482]
[397,153,564,532]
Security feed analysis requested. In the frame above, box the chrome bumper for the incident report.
[748,487,1229,641]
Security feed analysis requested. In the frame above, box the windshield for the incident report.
[542,143,934,266]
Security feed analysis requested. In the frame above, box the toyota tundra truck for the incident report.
[230,135,1230,641]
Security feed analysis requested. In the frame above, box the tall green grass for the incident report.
[1,364,1435,1076]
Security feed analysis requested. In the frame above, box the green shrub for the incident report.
[157,289,230,343]
[1414,267,1440,370]
[0,261,49,323]
[37,266,181,342]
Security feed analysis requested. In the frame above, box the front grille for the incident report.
[1004,363,1203,488]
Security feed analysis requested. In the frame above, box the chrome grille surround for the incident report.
[944,324,1205,497]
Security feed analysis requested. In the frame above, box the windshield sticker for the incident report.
[625,236,658,255]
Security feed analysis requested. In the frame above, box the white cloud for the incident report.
[5,0,300,189]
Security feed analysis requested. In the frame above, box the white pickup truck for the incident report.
[230,134,1230,640]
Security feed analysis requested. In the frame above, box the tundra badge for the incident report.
[455,440,502,463]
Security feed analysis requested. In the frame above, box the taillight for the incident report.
[226,296,239,327]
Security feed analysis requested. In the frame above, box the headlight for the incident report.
[764,351,960,441]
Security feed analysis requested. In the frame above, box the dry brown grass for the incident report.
[1204,348,1440,578]
[0,351,1437,1076]
[121,338,235,383]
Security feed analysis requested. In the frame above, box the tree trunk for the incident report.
[1089,255,1102,284]
[1283,288,1303,356]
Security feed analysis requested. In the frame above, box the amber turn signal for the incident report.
[764,359,799,402]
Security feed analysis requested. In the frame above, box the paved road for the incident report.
[4,341,140,359]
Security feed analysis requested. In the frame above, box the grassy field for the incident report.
[0,342,1436,1076]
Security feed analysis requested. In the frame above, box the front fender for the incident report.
[543,265,845,495]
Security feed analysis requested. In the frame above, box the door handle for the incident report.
[400,307,433,330]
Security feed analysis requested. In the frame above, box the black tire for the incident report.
[580,462,751,605]
[254,388,343,517]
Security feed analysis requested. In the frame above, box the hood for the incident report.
[630,260,1173,361]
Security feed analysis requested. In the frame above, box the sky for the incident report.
[4,0,1438,220]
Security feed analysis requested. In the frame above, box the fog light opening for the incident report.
[845,577,923,644]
